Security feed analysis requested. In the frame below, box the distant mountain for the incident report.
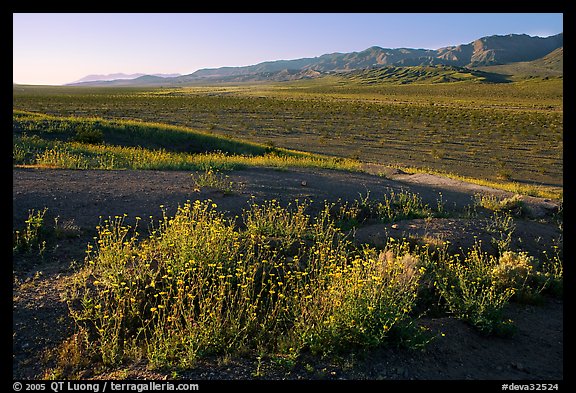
[184,47,438,79]
[534,46,563,71]
[69,73,181,84]
[160,69,323,84]
[69,32,562,86]
[436,33,563,66]
[474,46,563,78]
[184,33,562,79]
[69,74,176,86]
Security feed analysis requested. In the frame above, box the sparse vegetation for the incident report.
[375,190,433,223]
[13,75,562,188]
[13,111,362,173]
[65,200,428,368]
[538,246,563,297]
[57,197,561,372]
[474,193,525,215]
[191,168,237,195]
[329,190,445,231]
[13,208,48,255]
[13,74,562,380]
[431,245,517,336]
[485,212,517,255]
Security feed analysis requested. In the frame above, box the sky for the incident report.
[13,13,563,85]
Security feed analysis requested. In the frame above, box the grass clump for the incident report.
[42,330,93,380]
[13,207,48,255]
[329,190,437,230]
[491,251,536,289]
[537,246,563,297]
[428,240,562,335]
[72,123,104,144]
[63,195,562,373]
[375,189,433,223]
[191,168,237,195]
[490,251,544,304]
[473,193,525,216]
[66,199,426,369]
[431,246,517,336]
[485,211,516,255]
[243,198,310,251]
[329,195,373,231]
[295,239,427,354]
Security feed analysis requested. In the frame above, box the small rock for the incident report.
[301,181,307,187]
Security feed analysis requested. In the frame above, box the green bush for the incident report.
[13,207,48,255]
[432,246,517,336]
[72,124,104,144]
[191,168,236,195]
[376,190,433,223]
[66,199,426,368]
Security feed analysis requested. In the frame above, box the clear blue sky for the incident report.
[13,13,563,85]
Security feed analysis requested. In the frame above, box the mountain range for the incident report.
[70,73,182,84]
[67,32,563,86]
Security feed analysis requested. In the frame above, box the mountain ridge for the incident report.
[67,32,562,86]
[70,73,182,84]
